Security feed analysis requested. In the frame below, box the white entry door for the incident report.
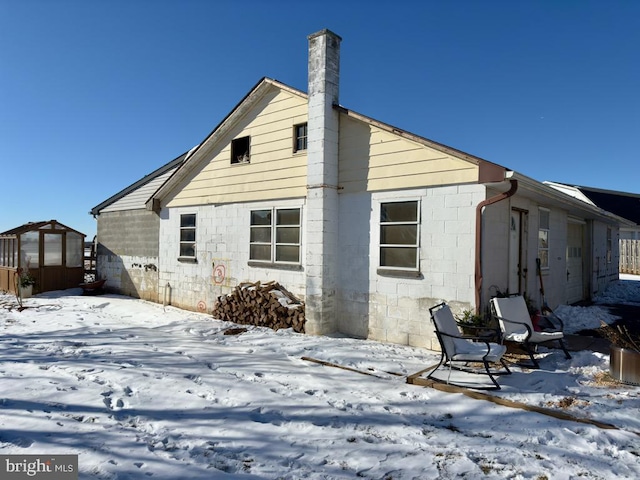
[566,221,585,304]
[508,209,528,295]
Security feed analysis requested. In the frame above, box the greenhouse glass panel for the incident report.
[20,232,39,268]
[44,234,63,266]
[66,232,83,267]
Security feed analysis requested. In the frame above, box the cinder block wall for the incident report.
[96,210,160,301]
[158,201,306,313]
[337,184,485,350]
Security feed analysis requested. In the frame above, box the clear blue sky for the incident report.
[1,0,638,238]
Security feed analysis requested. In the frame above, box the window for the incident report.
[0,238,14,267]
[607,227,612,264]
[179,214,197,258]
[293,123,307,152]
[538,208,550,269]
[380,201,419,270]
[250,208,301,264]
[231,136,250,164]
[0,239,9,267]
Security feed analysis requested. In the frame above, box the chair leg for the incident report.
[482,361,501,389]
[500,358,512,374]
[523,343,540,369]
[446,360,453,385]
[559,339,572,359]
[426,352,446,381]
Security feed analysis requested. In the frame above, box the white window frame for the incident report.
[179,213,197,260]
[379,200,420,271]
[250,207,302,264]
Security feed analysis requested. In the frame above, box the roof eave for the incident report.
[147,78,307,209]
[334,105,509,177]
[509,172,635,226]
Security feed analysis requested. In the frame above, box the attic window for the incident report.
[231,136,250,164]
[293,123,307,152]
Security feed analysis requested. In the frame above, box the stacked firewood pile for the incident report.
[212,281,305,333]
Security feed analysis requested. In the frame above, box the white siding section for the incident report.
[102,168,178,213]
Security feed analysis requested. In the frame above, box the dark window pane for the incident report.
[295,124,307,151]
[251,210,271,226]
[380,225,417,245]
[380,247,417,269]
[539,210,549,230]
[181,230,196,242]
[250,227,271,243]
[276,208,300,225]
[276,245,300,263]
[180,214,196,228]
[250,244,271,261]
[180,243,195,257]
[276,227,300,243]
[381,202,418,222]
[231,136,251,164]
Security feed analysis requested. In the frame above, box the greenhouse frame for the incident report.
[0,220,85,295]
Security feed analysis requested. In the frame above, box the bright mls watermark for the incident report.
[0,455,78,479]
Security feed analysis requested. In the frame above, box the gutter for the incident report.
[475,179,518,314]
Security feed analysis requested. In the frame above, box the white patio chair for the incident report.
[490,295,571,369]
[428,302,511,390]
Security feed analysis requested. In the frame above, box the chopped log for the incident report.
[212,281,305,333]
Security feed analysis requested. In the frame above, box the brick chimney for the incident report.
[305,29,341,335]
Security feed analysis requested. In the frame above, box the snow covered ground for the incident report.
[1,278,640,479]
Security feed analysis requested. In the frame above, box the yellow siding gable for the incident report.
[167,87,308,207]
[165,93,482,207]
[338,114,479,193]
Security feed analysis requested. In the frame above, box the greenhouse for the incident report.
[0,220,85,295]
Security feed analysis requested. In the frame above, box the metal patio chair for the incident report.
[428,302,511,390]
[490,295,571,369]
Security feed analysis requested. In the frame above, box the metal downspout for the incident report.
[475,179,518,314]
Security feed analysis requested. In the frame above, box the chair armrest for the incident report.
[437,331,492,357]
[438,331,482,341]
[493,315,533,339]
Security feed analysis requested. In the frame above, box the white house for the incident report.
[92,30,628,350]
